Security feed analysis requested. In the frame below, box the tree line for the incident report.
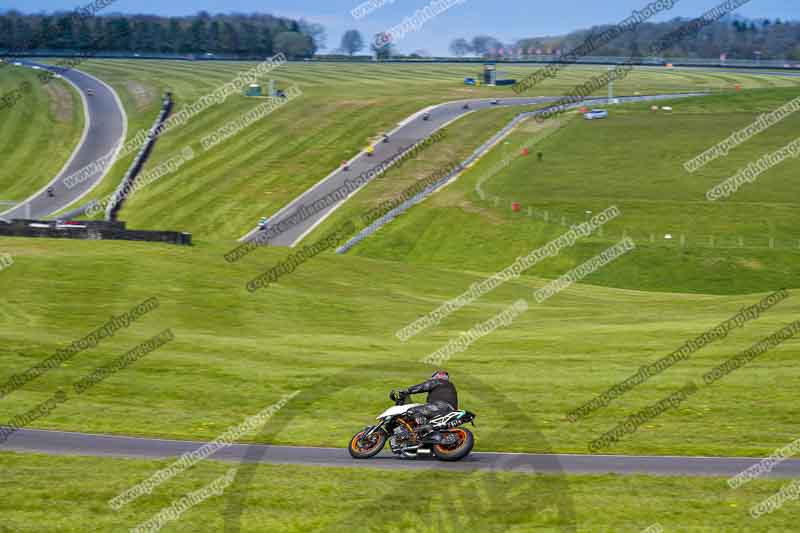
[0,11,326,59]
[450,17,800,60]
[4,11,798,61]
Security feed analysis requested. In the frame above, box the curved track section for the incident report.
[239,96,564,247]
[338,92,705,252]
[4,428,800,477]
[0,62,126,220]
[241,93,704,248]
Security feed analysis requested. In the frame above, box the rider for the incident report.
[394,370,457,436]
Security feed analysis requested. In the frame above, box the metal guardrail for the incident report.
[337,104,574,254]
[105,92,173,221]
[2,51,799,70]
[337,93,707,253]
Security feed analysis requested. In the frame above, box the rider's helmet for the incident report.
[431,370,449,381]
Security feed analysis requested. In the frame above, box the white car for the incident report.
[584,109,609,120]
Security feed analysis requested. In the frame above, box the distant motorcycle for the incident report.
[348,390,476,461]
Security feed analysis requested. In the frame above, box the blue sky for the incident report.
[6,0,798,55]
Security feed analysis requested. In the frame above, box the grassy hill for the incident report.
[0,66,83,204]
[3,66,800,459]
[2,61,800,532]
[0,236,797,459]
[1,63,798,457]
[55,61,800,241]
[342,89,800,295]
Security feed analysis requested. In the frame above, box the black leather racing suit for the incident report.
[403,378,458,427]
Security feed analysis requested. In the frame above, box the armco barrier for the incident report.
[337,103,560,253]
[3,51,799,70]
[338,92,707,253]
[106,92,174,221]
[0,219,191,246]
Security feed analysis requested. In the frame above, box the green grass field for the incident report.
[2,452,798,532]
[0,66,83,203]
[3,61,800,531]
[342,89,800,294]
[0,237,797,458]
[55,61,800,241]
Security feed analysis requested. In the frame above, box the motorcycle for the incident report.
[348,390,476,461]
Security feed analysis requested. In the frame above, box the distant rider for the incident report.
[392,370,457,436]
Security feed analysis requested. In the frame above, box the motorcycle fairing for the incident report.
[377,403,423,419]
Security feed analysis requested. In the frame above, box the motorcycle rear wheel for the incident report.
[348,429,388,459]
[432,428,474,462]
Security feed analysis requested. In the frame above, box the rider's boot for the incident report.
[416,424,444,444]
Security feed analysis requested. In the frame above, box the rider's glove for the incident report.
[389,389,408,402]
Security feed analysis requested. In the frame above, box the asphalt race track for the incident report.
[4,67,800,479]
[4,428,800,477]
[239,95,561,247]
[0,61,126,220]
[240,66,800,249]
[239,92,703,247]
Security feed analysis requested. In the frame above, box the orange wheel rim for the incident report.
[351,432,366,451]
[352,431,380,452]
[437,429,467,451]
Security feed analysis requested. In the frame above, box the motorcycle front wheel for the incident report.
[432,428,474,462]
[348,428,388,459]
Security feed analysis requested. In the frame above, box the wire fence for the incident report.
[482,194,800,252]
[337,93,705,254]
